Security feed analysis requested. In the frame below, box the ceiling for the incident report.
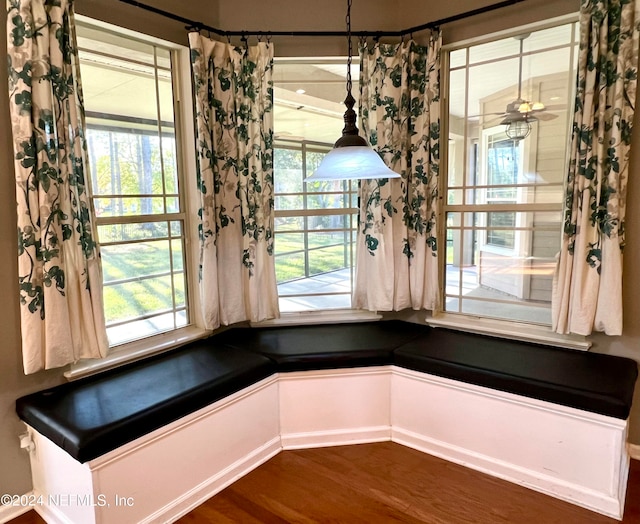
[76,21,576,145]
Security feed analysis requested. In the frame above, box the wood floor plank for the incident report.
[11,443,640,523]
[6,511,46,524]
[179,442,639,524]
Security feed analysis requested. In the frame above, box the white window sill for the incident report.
[65,325,211,381]
[427,312,591,351]
[251,309,382,327]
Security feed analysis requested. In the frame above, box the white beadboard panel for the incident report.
[391,366,628,519]
[26,377,280,524]
[92,379,280,523]
[29,431,97,524]
[278,367,391,437]
[392,426,625,520]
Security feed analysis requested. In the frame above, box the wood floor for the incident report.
[11,442,640,523]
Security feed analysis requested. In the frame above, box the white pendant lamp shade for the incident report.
[304,0,399,183]
[306,146,401,181]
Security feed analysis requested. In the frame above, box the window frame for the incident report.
[257,57,379,324]
[273,138,358,312]
[66,17,208,379]
[434,13,589,350]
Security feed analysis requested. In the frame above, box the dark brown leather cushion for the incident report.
[215,320,429,371]
[394,328,638,420]
[16,341,275,462]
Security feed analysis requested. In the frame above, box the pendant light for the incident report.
[501,34,535,141]
[305,0,400,182]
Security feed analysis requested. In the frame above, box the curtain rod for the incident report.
[116,0,526,38]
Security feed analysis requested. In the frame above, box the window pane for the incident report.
[459,297,551,324]
[97,222,168,243]
[308,232,352,276]
[93,197,168,217]
[444,20,575,325]
[307,193,350,209]
[445,211,561,322]
[273,113,353,310]
[162,136,179,194]
[275,195,304,210]
[275,216,304,230]
[305,179,351,193]
[86,130,167,197]
[101,240,174,283]
[487,213,516,248]
[171,239,184,271]
[170,221,182,236]
[103,274,174,322]
[279,292,351,313]
[275,252,306,283]
[449,48,466,68]
[276,232,305,254]
[469,37,519,64]
[78,21,190,345]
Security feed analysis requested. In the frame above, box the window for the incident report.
[444,20,578,325]
[483,131,522,249]
[273,60,357,312]
[76,22,190,347]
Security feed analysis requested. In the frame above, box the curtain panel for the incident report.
[7,0,109,373]
[552,0,640,336]
[353,35,441,311]
[189,33,279,330]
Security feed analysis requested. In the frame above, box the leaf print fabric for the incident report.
[7,0,108,373]
[353,34,441,311]
[552,0,640,335]
[189,33,279,329]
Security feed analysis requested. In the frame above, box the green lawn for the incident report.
[275,232,352,283]
[101,233,354,323]
[101,240,185,324]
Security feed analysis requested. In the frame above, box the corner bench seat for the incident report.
[16,322,638,461]
[16,342,276,462]
[15,321,638,523]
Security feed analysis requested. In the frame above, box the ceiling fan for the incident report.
[489,33,558,140]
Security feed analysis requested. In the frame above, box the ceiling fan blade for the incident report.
[533,112,558,121]
[465,112,507,119]
[539,104,567,111]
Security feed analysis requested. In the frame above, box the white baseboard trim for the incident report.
[628,443,640,461]
[0,497,31,524]
[141,436,282,524]
[281,426,391,450]
[392,427,623,520]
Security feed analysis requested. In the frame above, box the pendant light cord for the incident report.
[517,37,523,100]
[334,0,367,148]
[346,0,353,96]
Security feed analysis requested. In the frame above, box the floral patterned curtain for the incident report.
[189,33,279,329]
[353,34,441,311]
[552,0,640,336]
[7,0,108,373]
